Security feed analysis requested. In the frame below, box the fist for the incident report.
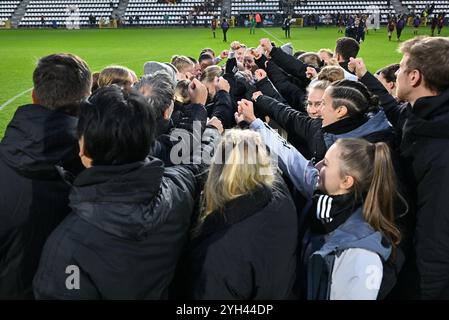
[254,69,267,81]
[259,38,273,54]
[306,67,317,79]
[189,79,208,105]
[348,57,367,78]
[220,50,229,59]
[237,99,256,124]
[217,77,230,93]
[326,57,339,66]
[252,91,263,101]
[230,41,241,51]
[207,116,224,134]
[250,47,261,59]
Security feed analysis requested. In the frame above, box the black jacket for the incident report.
[151,103,208,166]
[205,90,235,129]
[265,61,307,112]
[186,180,298,299]
[224,57,257,106]
[396,90,449,299]
[254,77,286,104]
[33,127,221,299]
[0,104,83,299]
[361,72,449,298]
[359,72,408,137]
[269,47,310,87]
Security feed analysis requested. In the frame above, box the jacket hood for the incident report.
[405,88,449,140]
[69,158,168,240]
[0,104,81,179]
[323,109,392,148]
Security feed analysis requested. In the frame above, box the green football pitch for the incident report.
[0,26,448,137]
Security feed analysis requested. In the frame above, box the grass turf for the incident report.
[0,25,448,137]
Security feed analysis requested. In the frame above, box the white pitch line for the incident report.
[0,88,33,111]
[261,28,285,45]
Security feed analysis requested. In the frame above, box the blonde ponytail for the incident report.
[336,139,401,261]
[363,142,401,259]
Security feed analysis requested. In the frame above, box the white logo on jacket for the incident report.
[65,265,80,290]
[365,264,382,290]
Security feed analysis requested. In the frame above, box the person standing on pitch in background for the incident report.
[387,16,395,41]
[430,15,438,36]
[221,18,229,42]
[255,12,262,27]
[396,15,405,41]
[437,14,444,35]
[250,13,256,34]
[211,15,217,38]
[413,15,420,35]
[210,16,218,39]
[283,16,291,38]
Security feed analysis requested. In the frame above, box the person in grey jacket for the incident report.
[236,99,401,300]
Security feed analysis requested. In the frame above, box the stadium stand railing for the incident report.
[18,0,119,27]
[0,0,20,25]
[2,0,448,28]
[124,0,222,26]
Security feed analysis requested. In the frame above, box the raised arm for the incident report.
[349,57,407,129]
[236,99,319,198]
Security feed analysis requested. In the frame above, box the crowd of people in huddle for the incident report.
[1,34,449,300]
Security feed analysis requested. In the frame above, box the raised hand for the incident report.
[189,78,208,105]
[306,67,318,79]
[237,99,256,124]
[348,57,368,78]
[254,69,267,81]
[259,38,273,55]
[217,77,230,93]
[252,91,263,101]
[230,41,242,51]
[220,50,229,59]
[207,116,224,134]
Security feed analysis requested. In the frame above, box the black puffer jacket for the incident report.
[186,180,298,299]
[384,89,449,299]
[205,90,235,129]
[151,103,208,166]
[254,49,309,111]
[269,47,310,87]
[33,127,221,299]
[265,61,307,112]
[0,104,83,299]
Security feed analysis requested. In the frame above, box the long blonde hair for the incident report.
[336,138,401,260]
[202,129,274,219]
